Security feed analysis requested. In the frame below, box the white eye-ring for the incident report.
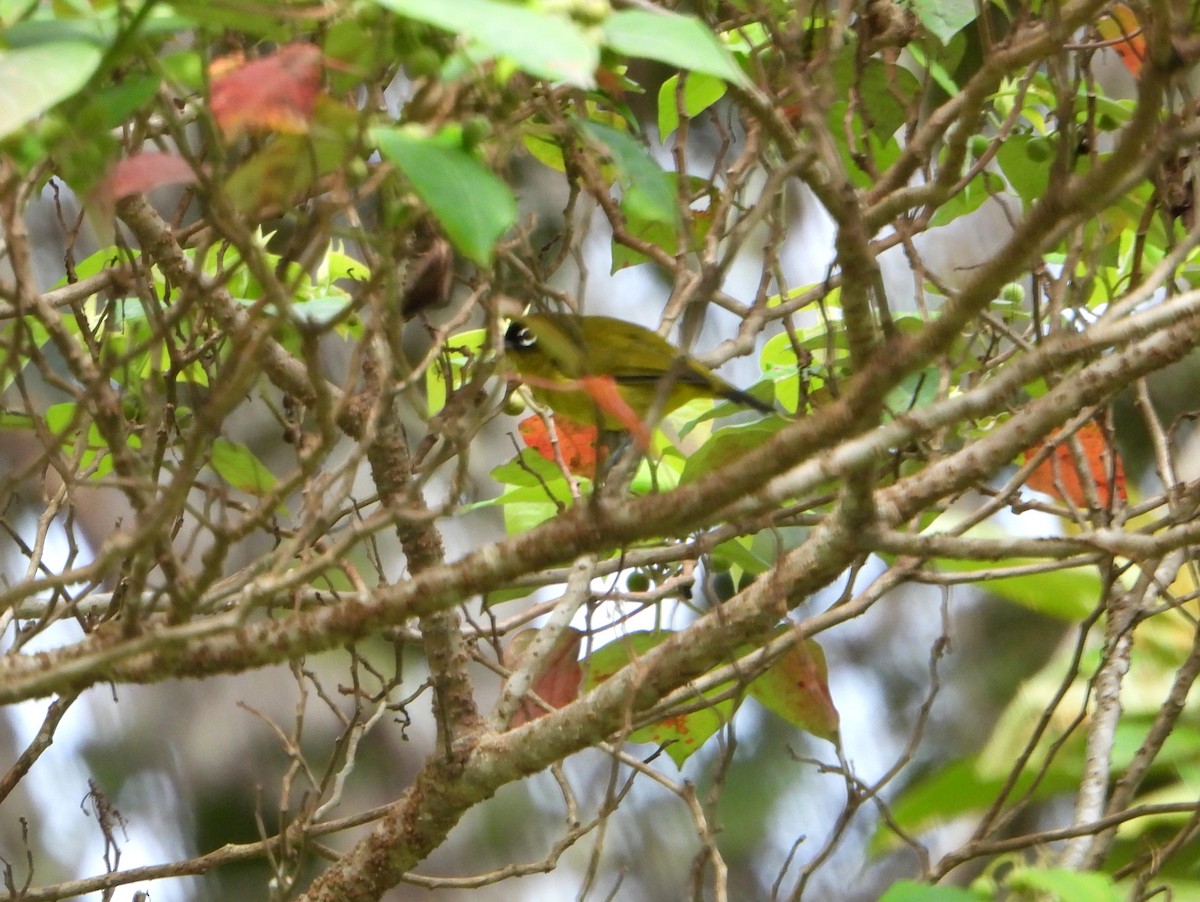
[505,322,537,349]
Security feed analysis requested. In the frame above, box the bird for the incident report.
[504,313,772,431]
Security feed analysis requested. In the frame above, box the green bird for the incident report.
[504,313,772,430]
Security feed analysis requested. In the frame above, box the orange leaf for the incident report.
[1096,4,1145,77]
[518,415,605,478]
[594,66,627,100]
[210,43,323,137]
[1024,420,1127,508]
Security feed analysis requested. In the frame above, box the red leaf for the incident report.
[101,152,198,202]
[1024,419,1127,508]
[506,628,584,727]
[210,43,323,137]
[518,415,605,478]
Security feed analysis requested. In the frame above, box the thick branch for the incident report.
[3,281,1199,702]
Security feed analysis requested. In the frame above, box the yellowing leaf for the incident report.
[747,638,839,742]
[583,630,737,768]
[1096,4,1146,77]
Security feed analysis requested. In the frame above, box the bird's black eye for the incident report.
[505,322,537,350]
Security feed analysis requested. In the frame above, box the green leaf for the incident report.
[317,248,371,286]
[657,72,727,142]
[879,882,987,902]
[323,15,394,94]
[210,438,277,497]
[170,0,322,39]
[161,50,204,92]
[0,42,102,140]
[609,213,674,271]
[760,328,825,414]
[633,695,736,768]
[426,327,488,415]
[929,171,1005,227]
[52,245,130,288]
[522,131,567,172]
[996,134,1053,206]
[374,127,517,265]
[1006,867,1122,902]
[939,555,1101,621]
[87,76,160,130]
[580,120,677,227]
[482,584,533,607]
[92,297,160,386]
[289,296,359,336]
[822,108,903,188]
[629,450,682,495]
[499,489,570,533]
[0,410,34,430]
[0,316,50,391]
[906,42,959,96]
[0,0,36,29]
[583,631,737,767]
[1075,94,1134,132]
[681,417,788,485]
[907,0,978,44]
[44,402,78,438]
[711,536,773,579]
[491,448,579,489]
[583,118,683,269]
[832,54,920,143]
[44,402,139,480]
[884,367,940,415]
[8,6,195,52]
[611,173,715,271]
[475,450,583,532]
[1,13,113,47]
[876,756,1079,853]
[603,10,749,86]
[373,0,599,86]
